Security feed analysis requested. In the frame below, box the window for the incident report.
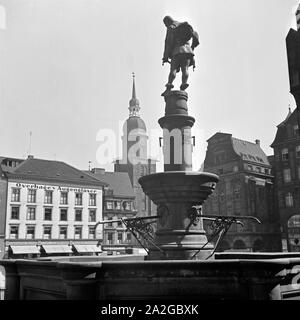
[282,148,289,161]
[11,206,20,220]
[117,232,123,243]
[11,188,20,202]
[265,168,270,174]
[296,146,300,158]
[75,193,82,206]
[74,226,82,239]
[294,125,299,136]
[88,209,96,222]
[233,166,239,172]
[59,226,67,239]
[26,207,36,220]
[283,168,292,183]
[10,225,19,239]
[88,226,95,239]
[126,233,132,242]
[27,189,36,203]
[117,220,122,227]
[248,165,253,171]
[75,209,82,221]
[43,226,52,239]
[255,167,261,173]
[26,226,35,239]
[44,208,52,221]
[107,217,113,227]
[122,201,131,211]
[107,232,113,244]
[89,193,96,206]
[106,201,113,210]
[114,201,121,210]
[60,192,68,205]
[60,208,68,221]
[285,193,294,207]
[44,190,53,204]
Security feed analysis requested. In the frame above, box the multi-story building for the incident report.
[114,74,156,217]
[86,168,138,250]
[203,132,282,252]
[271,108,300,252]
[0,155,105,259]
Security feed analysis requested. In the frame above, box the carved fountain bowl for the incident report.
[139,171,219,205]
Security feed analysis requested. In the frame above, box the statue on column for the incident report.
[161,16,200,96]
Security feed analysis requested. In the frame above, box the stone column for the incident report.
[159,91,194,172]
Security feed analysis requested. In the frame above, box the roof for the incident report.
[86,171,135,198]
[1,156,105,187]
[231,138,270,165]
[0,156,25,173]
[123,116,147,132]
[271,108,299,147]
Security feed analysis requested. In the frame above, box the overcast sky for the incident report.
[0,0,299,172]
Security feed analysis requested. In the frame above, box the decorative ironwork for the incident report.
[95,215,165,256]
[191,211,261,260]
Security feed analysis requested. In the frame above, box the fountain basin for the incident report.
[139,171,219,260]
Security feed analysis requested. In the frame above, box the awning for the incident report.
[41,245,73,254]
[9,245,40,254]
[73,244,102,253]
[104,247,126,251]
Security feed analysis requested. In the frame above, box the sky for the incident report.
[0,0,299,172]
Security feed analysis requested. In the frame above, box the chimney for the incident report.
[255,139,260,146]
[91,168,105,175]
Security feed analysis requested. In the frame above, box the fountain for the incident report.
[139,90,219,260]
[1,15,300,301]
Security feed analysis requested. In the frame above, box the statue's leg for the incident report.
[167,59,177,86]
[162,58,177,96]
[180,58,190,91]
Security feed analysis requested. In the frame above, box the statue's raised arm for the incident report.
[161,16,199,96]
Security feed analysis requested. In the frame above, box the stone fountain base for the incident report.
[139,171,219,260]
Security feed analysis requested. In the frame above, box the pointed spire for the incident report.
[129,72,140,117]
[132,72,136,99]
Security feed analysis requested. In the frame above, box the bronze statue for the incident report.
[162,16,199,96]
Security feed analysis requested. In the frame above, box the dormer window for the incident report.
[281,148,289,161]
[296,146,300,158]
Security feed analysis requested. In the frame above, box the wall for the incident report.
[5,180,103,242]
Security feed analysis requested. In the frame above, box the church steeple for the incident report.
[129,72,140,117]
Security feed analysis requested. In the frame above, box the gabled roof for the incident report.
[231,138,269,165]
[277,108,292,128]
[271,108,299,147]
[86,170,135,198]
[206,132,232,142]
[1,156,105,187]
[206,132,270,166]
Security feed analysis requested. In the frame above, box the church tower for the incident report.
[115,74,156,217]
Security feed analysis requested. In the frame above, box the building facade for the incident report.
[203,132,282,252]
[114,74,156,217]
[86,168,138,250]
[0,156,105,258]
[271,108,300,252]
